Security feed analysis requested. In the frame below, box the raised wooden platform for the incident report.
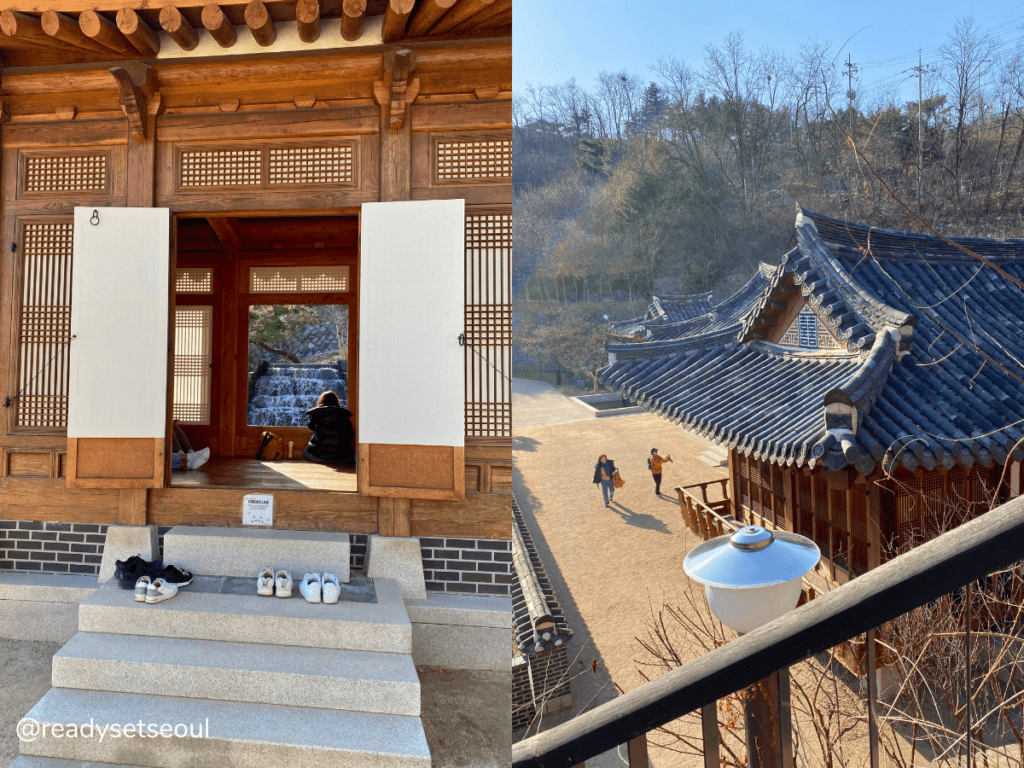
[170,457,357,493]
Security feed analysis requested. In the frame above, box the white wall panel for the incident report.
[68,207,171,438]
[359,199,464,446]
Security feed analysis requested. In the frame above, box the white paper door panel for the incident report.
[359,199,465,447]
[68,207,171,438]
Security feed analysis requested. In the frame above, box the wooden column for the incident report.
[219,255,238,456]
[378,497,411,537]
[376,52,414,202]
[127,112,156,207]
[783,467,795,531]
[867,473,882,570]
[118,488,148,526]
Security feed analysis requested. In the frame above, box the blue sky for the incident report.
[513,1,1024,106]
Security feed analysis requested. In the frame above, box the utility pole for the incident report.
[844,54,859,134]
[911,49,937,208]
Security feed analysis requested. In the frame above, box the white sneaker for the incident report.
[321,573,340,604]
[145,578,178,604]
[299,573,322,603]
[257,568,275,596]
[275,570,293,598]
[134,575,151,602]
[187,448,211,470]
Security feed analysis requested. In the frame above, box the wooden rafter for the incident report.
[431,0,495,35]
[244,0,276,47]
[340,0,364,42]
[1,10,67,49]
[381,0,414,43]
[450,0,509,33]
[109,65,149,140]
[295,0,319,42]
[159,6,198,51]
[406,0,456,38]
[116,8,160,57]
[80,10,137,56]
[201,4,236,48]
[40,11,114,55]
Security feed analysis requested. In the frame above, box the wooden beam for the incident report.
[431,0,496,35]
[80,10,137,56]
[295,0,319,43]
[339,0,364,42]
[159,6,198,50]
[244,0,275,47]
[381,0,414,42]
[406,0,456,37]
[116,8,160,56]
[207,216,240,249]
[201,4,236,48]
[109,66,147,141]
[40,10,117,55]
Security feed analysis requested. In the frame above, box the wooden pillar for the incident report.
[377,91,412,202]
[378,497,410,537]
[220,255,238,456]
[866,475,881,570]
[728,449,740,522]
[127,114,156,207]
[783,467,795,532]
[118,488,147,526]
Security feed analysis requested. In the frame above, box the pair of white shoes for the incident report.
[299,573,340,604]
[257,569,294,598]
[134,576,178,604]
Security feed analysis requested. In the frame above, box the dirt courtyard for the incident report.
[513,378,731,766]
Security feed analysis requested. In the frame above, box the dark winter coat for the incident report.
[303,405,355,463]
[593,459,616,484]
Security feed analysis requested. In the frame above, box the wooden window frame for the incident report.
[18,148,113,198]
[430,131,512,187]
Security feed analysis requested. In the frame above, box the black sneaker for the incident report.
[114,556,162,590]
[158,564,194,587]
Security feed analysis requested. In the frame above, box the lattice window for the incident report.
[268,146,354,185]
[24,154,107,193]
[173,306,212,425]
[176,268,214,294]
[436,138,512,182]
[180,148,262,188]
[465,212,511,438]
[850,489,869,575]
[17,222,74,428]
[250,266,350,294]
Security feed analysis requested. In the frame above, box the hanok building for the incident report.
[0,1,511,765]
[599,207,1024,584]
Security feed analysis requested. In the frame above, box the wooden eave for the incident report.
[0,0,510,68]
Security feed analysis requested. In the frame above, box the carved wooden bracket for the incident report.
[109,64,160,142]
[373,48,420,130]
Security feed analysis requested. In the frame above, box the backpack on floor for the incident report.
[256,431,284,461]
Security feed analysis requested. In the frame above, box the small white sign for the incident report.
[242,494,274,527]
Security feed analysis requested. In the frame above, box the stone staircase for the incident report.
[12,529,431,768]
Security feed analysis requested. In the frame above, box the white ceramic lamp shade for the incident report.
[684,526,820,634]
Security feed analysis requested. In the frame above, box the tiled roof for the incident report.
[608,291,716,341]
[512,497,572,656]
[597,206,1024,474]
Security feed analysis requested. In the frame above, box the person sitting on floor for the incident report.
[171,421,210,470]
[302,390,355,464]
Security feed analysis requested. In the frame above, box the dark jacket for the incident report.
[593,459,616,484]
[304,405,355,463]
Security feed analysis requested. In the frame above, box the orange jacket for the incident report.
[650,454,671,474]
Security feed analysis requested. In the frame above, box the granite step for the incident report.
[10,758,150,768]
[52,631,421,715]
[78,578,411,655]
[161,525,351,582]
[20,687,431,768]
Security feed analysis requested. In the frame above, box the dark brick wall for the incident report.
[420,537,513,596]
[0,520,108,575]
[350,533,368,572]
[513,644,572,732]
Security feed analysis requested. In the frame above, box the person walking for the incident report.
[593,454,617,507]
[649,448,673,496]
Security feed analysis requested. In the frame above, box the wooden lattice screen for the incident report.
[435,136,512,183]
[23,153,108,194]
[850,488,869,575]
[172,306,213,425]
[464,212,511,438]
[830,487,849,569]
[177,144,356,189]
[16,221,74,428]
[176,267,214,294]
[250,265,350,293]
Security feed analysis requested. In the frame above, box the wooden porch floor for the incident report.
[170,457,357,492]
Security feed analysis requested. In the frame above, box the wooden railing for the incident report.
[512,493,1024,768]
[677,480,735,540]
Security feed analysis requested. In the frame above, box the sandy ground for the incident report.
[0,639,63,768]
[513,378,731,766]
